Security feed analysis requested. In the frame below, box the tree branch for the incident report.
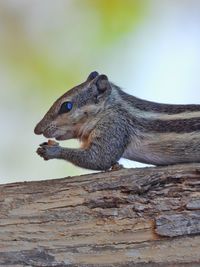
[1,163,200,266]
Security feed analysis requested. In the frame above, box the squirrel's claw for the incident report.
[39,142,48,147]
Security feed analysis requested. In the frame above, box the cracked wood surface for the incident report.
[0,164,200,266]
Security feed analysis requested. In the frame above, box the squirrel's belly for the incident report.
[122,139,166,165]
[122,133,200,165]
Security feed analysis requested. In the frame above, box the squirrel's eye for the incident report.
[59,101,73,114]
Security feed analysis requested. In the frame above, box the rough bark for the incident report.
[0,163,200,267]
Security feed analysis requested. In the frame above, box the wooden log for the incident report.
[0,163,200,266]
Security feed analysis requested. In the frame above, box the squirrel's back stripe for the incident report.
[132,116,200,133]
[114,84,200,115]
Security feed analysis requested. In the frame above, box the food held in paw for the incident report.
[48,139,59,146]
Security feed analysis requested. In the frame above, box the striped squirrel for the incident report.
[34,71,200,171]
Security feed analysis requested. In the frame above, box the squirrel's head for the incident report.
[34,71,112,140]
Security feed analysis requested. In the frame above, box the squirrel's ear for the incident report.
[87,71,99,81]
[95,74,110,93]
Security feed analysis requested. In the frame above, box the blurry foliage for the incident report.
[0,0,147,95]
[84,0,147,44]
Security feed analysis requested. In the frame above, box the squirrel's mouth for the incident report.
[41,127,73,141]
[55,131,74,141]
[55,135,66,141]
[42,128,65,140]
[42,132,65,141]
[43,131,55,139]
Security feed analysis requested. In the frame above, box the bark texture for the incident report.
[1,164,200,266]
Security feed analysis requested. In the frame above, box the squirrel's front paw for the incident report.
[37,143,61,160]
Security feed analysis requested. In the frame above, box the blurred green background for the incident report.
[1,0,200,184]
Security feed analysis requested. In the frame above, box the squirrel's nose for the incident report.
[34,123,43,135]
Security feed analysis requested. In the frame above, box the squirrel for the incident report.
[34,71,200,171]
